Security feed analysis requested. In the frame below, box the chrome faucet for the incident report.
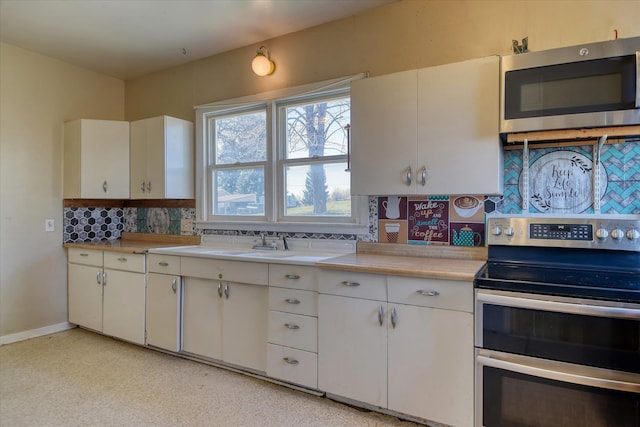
[252,232,276,250]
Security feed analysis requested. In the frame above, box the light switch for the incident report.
[45,219,55,232]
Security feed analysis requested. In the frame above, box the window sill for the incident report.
[195,220,369,236]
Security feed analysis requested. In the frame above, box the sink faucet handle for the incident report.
[282,235,289,251]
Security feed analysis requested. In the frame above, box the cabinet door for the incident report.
[387,304,474,427]
[351,70,418,195]
[182,277,223,360]
[129,118,150,199]
[68,263,103,332]
[417,56,502,195]
[146,273,181,352]
[80,120,130,198]
[163,116,194,199]
[318,294,387,407]
[145,116,167,198]
[102,269,146,344]
[222,282,268,372]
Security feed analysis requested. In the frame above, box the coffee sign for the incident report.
[408,199,449,244]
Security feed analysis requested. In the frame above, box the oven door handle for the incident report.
[476,291,640,320]
[477,353,640,393]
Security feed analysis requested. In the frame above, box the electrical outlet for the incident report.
[45,219,55,232]
[180,219,193,233]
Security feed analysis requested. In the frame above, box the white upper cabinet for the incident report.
[130,115,194,199]
[63,119,130,199]
[350,56,502,196]
[351,69,418,195]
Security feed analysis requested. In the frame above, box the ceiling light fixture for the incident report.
[251,46,275,76]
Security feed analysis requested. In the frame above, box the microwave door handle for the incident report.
[477,353,640,393]
[636,51,640,108]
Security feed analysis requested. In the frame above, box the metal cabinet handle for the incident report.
[340,281,360,287]
[285,298,300,305]
[141,181,146,193]
[285,274,300,280]
[158,261,169,267]
[117,257,127,262]
[224,283,230,299]
[378,305,385,327]
[171,278,177,294]
[96,271,102,285]
[419,166,427,186]
[283,357,299,365]
[417,290,440,297]
[147,182,152,193]
[102,271,107,286]
[284,323,300,330]
[80,253,89,257]
[103,180,108,193]
[390,307,398,329]
[217,282,223,298]
[405,166,412,186]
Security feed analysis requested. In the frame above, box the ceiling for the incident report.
[0,0,394,80]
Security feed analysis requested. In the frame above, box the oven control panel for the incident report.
[488,217,640,251]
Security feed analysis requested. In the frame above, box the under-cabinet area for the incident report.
[64,239,485,426]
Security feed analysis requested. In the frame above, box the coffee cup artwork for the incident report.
[384,223,401,243]
[382,196,401,219]
[453,196,483,218]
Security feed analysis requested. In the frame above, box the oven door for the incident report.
[476,349,640,427]
[475,289,640,427]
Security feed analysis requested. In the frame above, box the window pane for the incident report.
[284,163,350,216]
[214,111,266,164]
[214,168,264,216]
[285,97,350,160]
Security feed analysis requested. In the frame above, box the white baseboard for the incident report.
[0,322,76,346]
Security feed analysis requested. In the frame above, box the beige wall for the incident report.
[125,0,640,122]
[0,43,124,337]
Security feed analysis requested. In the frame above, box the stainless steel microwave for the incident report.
[501,37,640,134]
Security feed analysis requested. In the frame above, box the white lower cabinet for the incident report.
[318,293,388,406]
[146,254,182,352]
[318,270,474,426]
[267,264,319,389]
[181,257,268,373]
[67,248,146,345]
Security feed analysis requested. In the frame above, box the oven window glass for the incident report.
[483,366,640,427]
[504,55,637,119]
[483,304,640,373]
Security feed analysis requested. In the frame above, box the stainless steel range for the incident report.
[474,216,640,427]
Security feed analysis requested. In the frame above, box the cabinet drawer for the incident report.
[387,276,473,313]
[267,344,318,389]
[104,252,146,273]
[318,270,386,301]
[68,248,103,267]
[268,311,317,352]
[147,254,181,275]
[181,257,268,285]
[269,288,317,317]
[268,264,317,291]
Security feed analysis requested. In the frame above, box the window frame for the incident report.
[195,81,368,234]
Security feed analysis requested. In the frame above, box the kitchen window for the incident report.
[195,76,367,234]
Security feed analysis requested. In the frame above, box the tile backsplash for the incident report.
[63,138,639,244]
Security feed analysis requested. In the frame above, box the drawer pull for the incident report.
[80,253,89,257]
[341,281,360,287]
[285,274,300,280]
[117,257,127,262]
[158,262,169,267]
[417,290,440,297]
[283,357,299,365]
[284,323,300,330]
[285,298,300,305]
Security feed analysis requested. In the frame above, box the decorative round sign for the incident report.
[519,151,607,213]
